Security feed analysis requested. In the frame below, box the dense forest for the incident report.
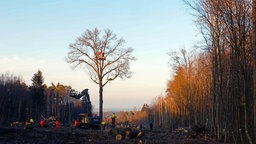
[0,71,91,126]
[142,0,256,143]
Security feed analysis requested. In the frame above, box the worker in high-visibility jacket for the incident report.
[111,113,116,127]
[101,121,106,130]
[29,116,34,125]
[74,120,78,127]
[39,120,44,127]
[55,120,59,128]
[25,115,34,129]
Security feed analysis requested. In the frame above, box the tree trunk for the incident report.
[253,0,256,143]
[99,81,103,119]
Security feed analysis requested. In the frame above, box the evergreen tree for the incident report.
[30,70,46,120]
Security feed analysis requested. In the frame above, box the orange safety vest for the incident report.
[74,120,78,127]
[55,120,59,128]
[39,120,44,127]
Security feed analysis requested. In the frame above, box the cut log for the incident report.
[115,134,122,141]
[109,127,144,140]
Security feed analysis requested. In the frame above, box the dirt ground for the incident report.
[0,126,228,144]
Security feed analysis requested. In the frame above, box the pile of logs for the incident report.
[108,127,144,141]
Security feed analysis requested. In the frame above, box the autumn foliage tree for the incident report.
[146,0,254,143]
[117,106,149,125]
[148,49,211,131]
[44,83,74,124]
[185,0,253,142]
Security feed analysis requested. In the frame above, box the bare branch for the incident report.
[66,28,136,118]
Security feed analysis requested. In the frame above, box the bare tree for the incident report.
[66,28,136,118]
[183,0,253,142]
[253,0,256,143]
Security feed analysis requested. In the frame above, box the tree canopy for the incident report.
[66,28,136,118]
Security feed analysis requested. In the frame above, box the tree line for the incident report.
[0,71,90,126]
[143,0,255,143]
[1,1,255,143]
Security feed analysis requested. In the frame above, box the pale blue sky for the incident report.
[0,0,200,111]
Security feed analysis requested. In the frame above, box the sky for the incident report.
[0,0,200,111]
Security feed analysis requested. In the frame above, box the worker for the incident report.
[140,122,143,130]
[111,113,116,128]
[29,116,34,125]
[39,120,44,127]
[74,120,78,127]
[150,122,153,131]
[55,120,59,128]
[25,121,29,126]
[101,121,106,130]
[24,115,34,129]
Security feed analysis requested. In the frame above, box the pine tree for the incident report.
[30,70,46,120]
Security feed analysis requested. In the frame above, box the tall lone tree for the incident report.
[30,70,46,119]
[66,28,136,118]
